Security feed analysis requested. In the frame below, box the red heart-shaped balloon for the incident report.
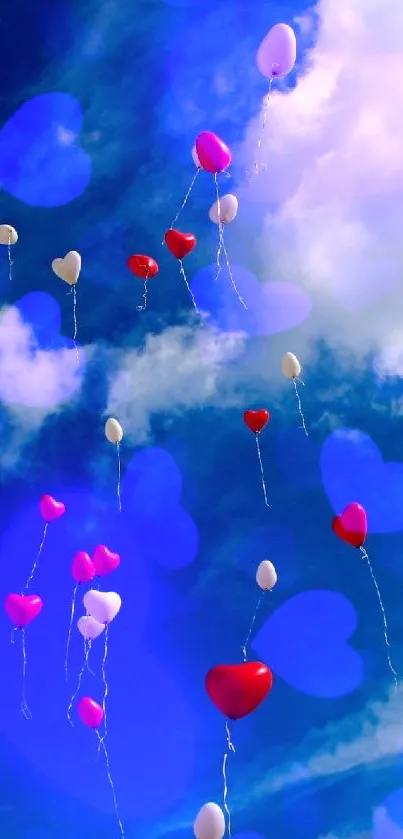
[127,254,159,279]
[243,409,270,434]
[164,229,197,260]
[332,502,367,549]
[4,593,43,628]
[205,662,273,720]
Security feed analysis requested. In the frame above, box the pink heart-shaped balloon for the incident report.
[77,696,104,729]
[5,593,43,628]
[195,131,232,174]
[332,502,367,549]
[39,494,66,523]
[92,545,121,577]
[71,552,96,584]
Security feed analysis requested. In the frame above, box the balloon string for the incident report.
[293,379,308,436]
[98,625,109,752]
[136,278,148,311]
[213,175,247,310]
[95,731,125,837]
[253,79,273,175]
[241,591,266,661]
[116,442,122,514]
[67,646,87,726]
[254,435,270,508]
[20,629,32,720]
[7,231,13,282]
[72,285,80,364]
[23,522,48,594]
[65,583,78,683]
[222,721,235,838]
[178,260,199,313]
[166,169,200,238]
[360,547,398,688]
[84,637,95,675]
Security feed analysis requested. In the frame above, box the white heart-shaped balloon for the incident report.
[105,417,123,444]
[0,224,18,245]
[83,590,121,625]
[191,145,200,168]
[209,194,238,225]
[52,250,81,285]
[77,614,105,641]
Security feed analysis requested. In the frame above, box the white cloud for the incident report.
[246,686,403,802]
[237,0,403,359]
[0,305,84,471]
[106,324,247,442]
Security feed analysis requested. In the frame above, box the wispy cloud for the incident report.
[238,0,403,358]
[245,686,403,802]
[106,324,247,442]
[0,305,83,472]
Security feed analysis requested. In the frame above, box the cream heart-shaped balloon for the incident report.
[52,250,81,286]
[83,590,121,625]
[77,615,105,641]
[0,224,18,245]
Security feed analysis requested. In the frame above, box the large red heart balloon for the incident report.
[127,254,159,279]
[332,502,367,549]
[243,409,270,434]
[4,594,43,628]
[205,662,273,720]
[164,229,197,260]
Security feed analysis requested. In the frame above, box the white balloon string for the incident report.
[95,731,125,837]
[20,629,32,720]
[293,379,308,437]
[23,522,48,593]
[72,285,79,364]
[65,583,78,683]
[98,625,109,753]
[7,231,13,281]
[165,169,200,240]
[178,260,199,313]
[136,277,148,311]
[213,174,224,282]
[116,443,122,514]
[360,547,398,688]
[84,637,95,675]
[213,175,247,310]
[67,647,87,726]
[222,721,235,838]
[254,435,271,508]
[253,79,273,175]
[241,592,266,661]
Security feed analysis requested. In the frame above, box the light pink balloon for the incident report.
[257,23,297,80]
[77,615,105,641]
[83,590,121,625]
[195,132,231,174]
[77,696,104,729]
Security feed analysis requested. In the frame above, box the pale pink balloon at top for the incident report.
[77,696,104,729]
[195,132,231,174]
[71,551,96,584]
[39,494,66,523]
[5,593,43,628]
[92,545,120,577]
[257,23,297,80]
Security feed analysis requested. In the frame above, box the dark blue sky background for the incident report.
[0,1,402,839]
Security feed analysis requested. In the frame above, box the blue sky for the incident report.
[0,0,403,838]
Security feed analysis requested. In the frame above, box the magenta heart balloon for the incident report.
[5,593,43,628]
[92,544,121,577]
[39,494,66,523]
[77,696,104,729]
[195,131,231,174]
[71,551,96,584]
